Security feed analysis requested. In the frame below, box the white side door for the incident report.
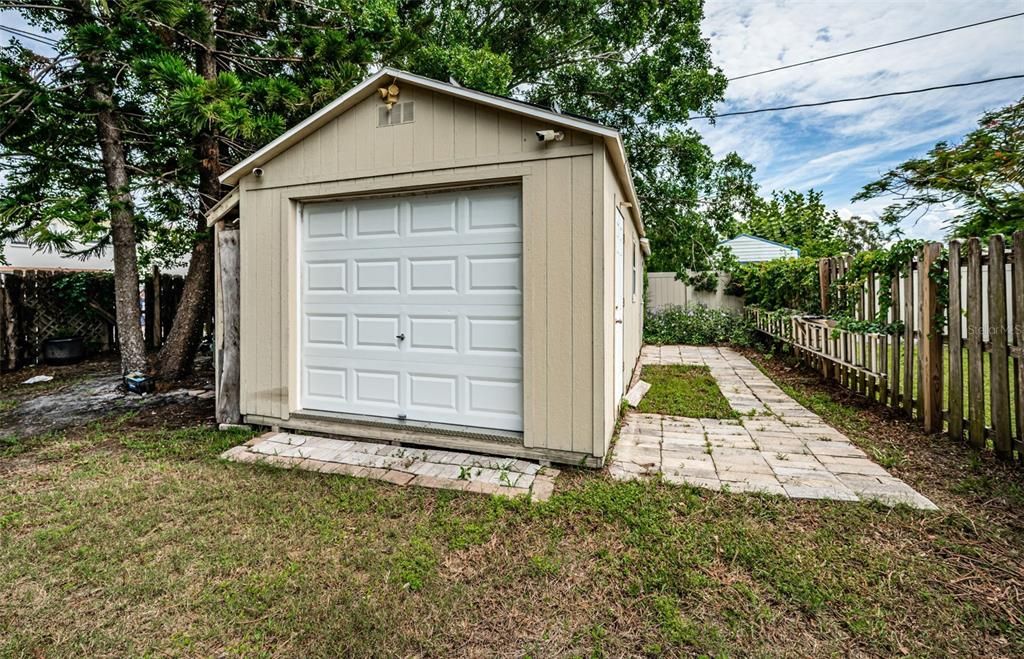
[614,207,625,402]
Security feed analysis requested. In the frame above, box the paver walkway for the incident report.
[222,432,557,501]
[612,345,937,509]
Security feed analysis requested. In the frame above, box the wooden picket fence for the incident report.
[748,232,1024,465]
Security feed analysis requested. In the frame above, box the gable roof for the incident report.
[219,68,644,237]
[720,234,800,253]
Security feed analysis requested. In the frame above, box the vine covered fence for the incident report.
[748,231,1024,465]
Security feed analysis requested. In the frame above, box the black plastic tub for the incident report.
[42,336,86,366]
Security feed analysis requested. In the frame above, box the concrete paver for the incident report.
[224,433,555,501]
[609,345,937,510]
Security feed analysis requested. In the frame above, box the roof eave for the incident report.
[219,67,645,239]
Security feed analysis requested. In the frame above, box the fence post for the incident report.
[966,237,985,448]
[919,242,944,433]
[151,265,162,348]
[947,240,964,441]
[818,258,830,314]
[988,235,1011,458]
[1013,231,1024,460]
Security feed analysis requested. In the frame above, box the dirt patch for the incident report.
[0,358,215,440]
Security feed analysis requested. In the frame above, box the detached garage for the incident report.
[210,68,648,467]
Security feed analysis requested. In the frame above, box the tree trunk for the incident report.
[156,13,219,381]
[89,85,148,375]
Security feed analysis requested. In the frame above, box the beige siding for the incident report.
[599,150,645,454]
[235,82,640,464]
[257,84,588,187]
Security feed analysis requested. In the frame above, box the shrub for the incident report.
[730,258,821,313]
[644,305,754,346]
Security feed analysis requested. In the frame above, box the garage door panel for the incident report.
[303,366,347,409]
[408,257,457,292]
[467,376,522,417]
[354,258,400,293]
[467,189,521,232]
[305,261,346,291]
[354,369,401,405]
[407,315,458,352]
[354,200,400,238]
[300,185,522,432]
[409,197,458,235]
[305,203,348,239]
[306,314,347,346]
[467,255,521,293]
[408,373,458,411]
[354,314,401,349]
[467,316,521,355]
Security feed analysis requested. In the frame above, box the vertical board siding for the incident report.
[571,155,594,454]
[544,157,574,450]
[262,85,588,184]
[522,162,547,449]
[235,85,627,463]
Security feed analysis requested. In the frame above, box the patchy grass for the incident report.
[638,365,737,419]
[2,387,1024,656]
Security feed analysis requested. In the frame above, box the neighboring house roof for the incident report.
[720,234,800,263]
[218,67,644,238]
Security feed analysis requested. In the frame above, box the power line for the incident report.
[0,25,58,47]
[728,11,1024,81]
[689,73,1024,120]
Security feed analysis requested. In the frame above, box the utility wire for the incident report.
[690,74,1024,120]
[728,11,1024,81]
[0,25,58,46]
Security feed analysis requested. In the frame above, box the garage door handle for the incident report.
[396,333,406,341]
[615,320,623,324]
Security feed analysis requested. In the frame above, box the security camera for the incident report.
[536,129,564,142]
[252,167,264,177]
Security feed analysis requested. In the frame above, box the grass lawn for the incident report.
[2,362,1024,656]
[637,364,737,418]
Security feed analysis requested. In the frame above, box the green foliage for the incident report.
[828,240,921,333]
[731,257,821,314]
[400,1,733,277]
[49,271,114,310]
[644,306,754,346]
[736,189,895,259]
[855,96,1024,239]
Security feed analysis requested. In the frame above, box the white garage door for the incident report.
[299,185,523,432]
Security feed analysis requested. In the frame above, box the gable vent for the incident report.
[377,101,415,128]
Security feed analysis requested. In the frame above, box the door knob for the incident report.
[396,333,406,341]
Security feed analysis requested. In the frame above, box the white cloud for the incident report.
[697,0,1024,240]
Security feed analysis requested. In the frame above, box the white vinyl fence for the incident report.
[646,272,744,313]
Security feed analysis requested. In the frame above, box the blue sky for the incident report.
[698,0,1024,239]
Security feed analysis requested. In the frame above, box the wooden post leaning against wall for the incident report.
[1012,231,1024,459]
[216,225,242,425]
[919,242,945,434]
[988,234,1012,459]
[947,240,964,441]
